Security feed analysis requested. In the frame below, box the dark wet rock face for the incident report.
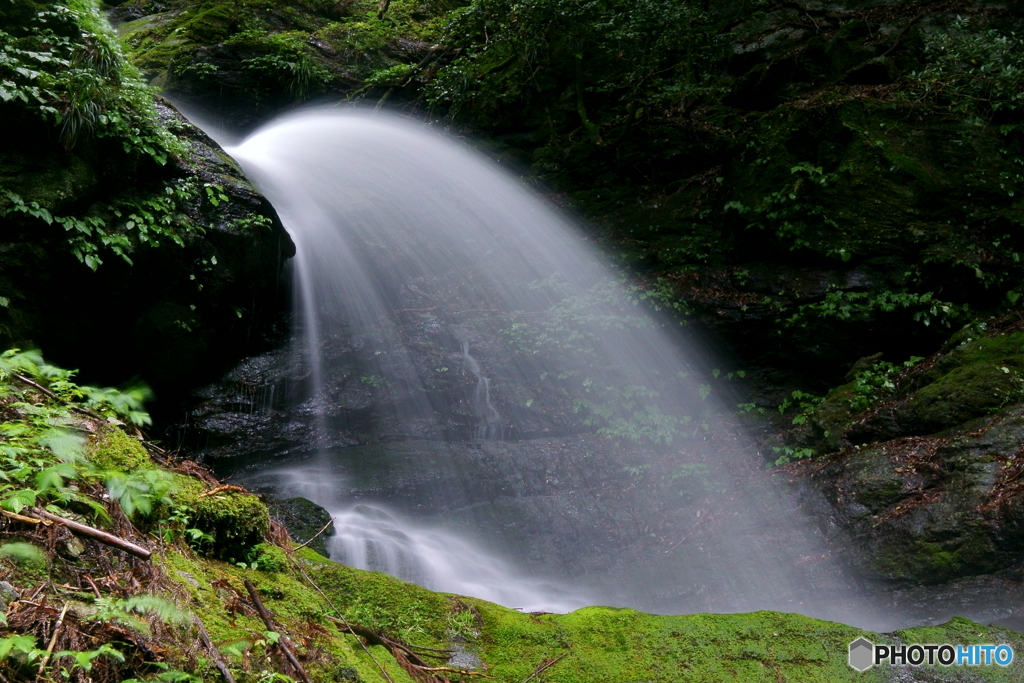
[267,496,334,556]
[792,407,1024,584]
[776,318,1024,587]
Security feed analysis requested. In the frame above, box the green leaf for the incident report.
[54,643,125,671]
[0,634,37,660]
[0,542,45,567]
[34,462,77,491]
[35,428,85,461]
[3,488,36,513]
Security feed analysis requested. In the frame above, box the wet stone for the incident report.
[267,496,335,557]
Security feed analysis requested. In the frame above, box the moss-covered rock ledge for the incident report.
[0,349,1019,683]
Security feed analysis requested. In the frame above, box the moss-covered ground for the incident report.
[157,546,1024,683]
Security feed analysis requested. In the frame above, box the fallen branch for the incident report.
[195,615,237,683]
[11,373,102,420]
[0,509,44,525]
[522,652,567,683]
[29,508,151,560]
[326,617,492,681]
[141,440,173,465]
[198,485,248,498]
[293,517,335,551]
[244,580,313,683]
[84,575,101,599]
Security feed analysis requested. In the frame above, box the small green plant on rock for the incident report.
[725,163,838,253]
[777,389,824,426]
[246,542,289,572]
[847,356,923,412]
[0,349,157,520]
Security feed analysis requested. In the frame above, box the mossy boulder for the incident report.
[798,405,1024,583]
[156,545,1024,682]
[783,322,1024,458]
[88,427,152,472]
[903,332,1024,434]
[171,475,271,559]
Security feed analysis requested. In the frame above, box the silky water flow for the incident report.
[219,106,899,626]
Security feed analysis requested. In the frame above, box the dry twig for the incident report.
[293,517,335,551]
[36,601,70,676]
[195,614,237,683]
[198,485,248,498]
[522,652,567,683]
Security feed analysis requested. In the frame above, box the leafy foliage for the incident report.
[846,356,923,412]
[0,175,207,271]
[428,0,724,139]
[105,469,176,518]
[908,16,1024,118]
[725,164,839,254]
[0,0,184,160]
[0,349,155,521]
[779,290,972,330]
[237,31,332,99]
[90,595,190,635]
[0,633,126,675]
[0,1,216,274]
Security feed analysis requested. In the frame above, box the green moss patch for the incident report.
[87,427,153,472]
[170,475,271,559]
[247,542,288,572]
[905,332,1024,433]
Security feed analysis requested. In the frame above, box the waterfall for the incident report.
[460,340,503,440]
[221,106,881,625]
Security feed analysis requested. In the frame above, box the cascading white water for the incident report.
[223,105,879,624]
[238,463,590,612]
[460,340,502,440]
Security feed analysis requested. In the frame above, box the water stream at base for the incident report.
[209,105,1017,632]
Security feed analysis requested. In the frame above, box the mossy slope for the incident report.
[160,547,1024,683]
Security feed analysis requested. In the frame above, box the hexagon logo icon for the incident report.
[849,637,874,671]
